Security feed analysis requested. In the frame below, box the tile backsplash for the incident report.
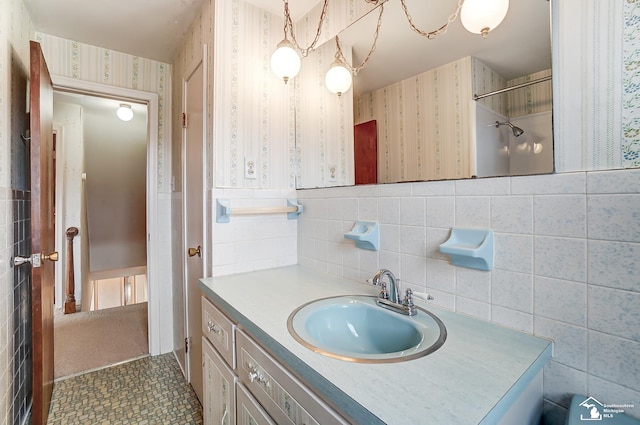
[296,168,640,422]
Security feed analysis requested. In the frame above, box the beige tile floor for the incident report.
[47,353,202,424]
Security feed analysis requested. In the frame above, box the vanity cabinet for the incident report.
[201,296,348,425]
[203,337,236,425]
[237,383,276,425]
[202,296,238,425]
[236,330,348,425]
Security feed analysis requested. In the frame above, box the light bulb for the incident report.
[271,39,301,84]
[117,104,133,121]
[461,0,509,38]
[325,63,352,96]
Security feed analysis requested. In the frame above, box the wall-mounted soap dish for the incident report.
[439,228,494,271]
[344,221,379,251]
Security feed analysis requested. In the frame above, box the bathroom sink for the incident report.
[287,295,446,363]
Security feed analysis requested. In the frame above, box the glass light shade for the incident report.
[461,0,509,37]
[271,41,301,84]
[325,64,352,96]
[116,104,133,121]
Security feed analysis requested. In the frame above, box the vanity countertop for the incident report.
[199,265,552,425]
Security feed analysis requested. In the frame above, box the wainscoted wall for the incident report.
[172,0,300,279]
[210,189,298,276]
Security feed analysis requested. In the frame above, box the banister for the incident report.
[64,227,79,314]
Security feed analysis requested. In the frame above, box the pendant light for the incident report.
[325,61,352,96]
[270,39,301,84]
[116,104,133,121]
[461,0,509,38]
[271,0,330,84]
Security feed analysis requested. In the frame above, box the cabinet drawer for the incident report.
[202,296,235,368]
[237,383,276,425]
[202,337,237,425]
[236,330,348,425]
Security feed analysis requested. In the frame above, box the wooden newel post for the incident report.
[64,227,79,314]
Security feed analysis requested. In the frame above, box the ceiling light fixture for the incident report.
[276,0,509,93]
[116,104,133,121]
[325,5,385,96]
[460,0,509,38]
[325,60,353,97]
[271,0,330,84]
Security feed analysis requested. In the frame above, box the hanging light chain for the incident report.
[400,0,465,40]
[284,0,330,57]
[335,3,384,75]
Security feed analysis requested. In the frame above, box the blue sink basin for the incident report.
[287,295,446,363]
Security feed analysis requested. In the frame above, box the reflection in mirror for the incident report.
[295,0,553,188]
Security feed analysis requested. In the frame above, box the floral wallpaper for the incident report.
[355,56,474,183]
[507,69,553,118]
[34,33,172,192]
[623,0,640,167]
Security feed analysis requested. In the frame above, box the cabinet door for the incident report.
[203,337,237,425]
[237,383,276,425]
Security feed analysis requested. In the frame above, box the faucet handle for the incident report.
[378,282,389,300]
[404,288,414,307]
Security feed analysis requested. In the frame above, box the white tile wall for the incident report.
[211,189,298,276]
[296,168,640,420]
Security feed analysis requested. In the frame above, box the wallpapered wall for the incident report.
[554,0,636,172]
[507,69,553,118]
[355,56,475,183]
[352,58,554,185]
[34,33,172,193]
[172,0,380,192]
[295,38,354,189]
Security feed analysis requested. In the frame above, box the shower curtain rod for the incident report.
[474,75,552,100]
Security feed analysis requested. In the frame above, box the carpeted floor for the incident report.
[54,302,149,379]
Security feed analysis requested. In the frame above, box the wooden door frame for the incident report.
[50,75,164,355]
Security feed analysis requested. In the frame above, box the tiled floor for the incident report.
[47,353,203,424]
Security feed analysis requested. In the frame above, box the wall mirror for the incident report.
[294,0,553,188]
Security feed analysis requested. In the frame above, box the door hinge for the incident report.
[182,112,187,129]
[185,337,189,354]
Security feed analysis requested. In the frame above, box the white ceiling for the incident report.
[342,0,551,96]
[23,0,317,63]
[33,0,551,105]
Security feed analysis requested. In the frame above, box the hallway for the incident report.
[54,303,149,379]
[47,354,202,424]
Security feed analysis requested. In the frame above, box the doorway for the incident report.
[49,75,165,358]
[52,90,150,377]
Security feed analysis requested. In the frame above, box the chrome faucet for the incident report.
[371,269,417,316]
[372,269,398,302]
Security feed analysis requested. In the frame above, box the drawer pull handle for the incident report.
[248,365,271,388]
[207,321,222,335]
[221,404,228,425]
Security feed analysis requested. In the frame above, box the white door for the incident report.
[182,48,207,401]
